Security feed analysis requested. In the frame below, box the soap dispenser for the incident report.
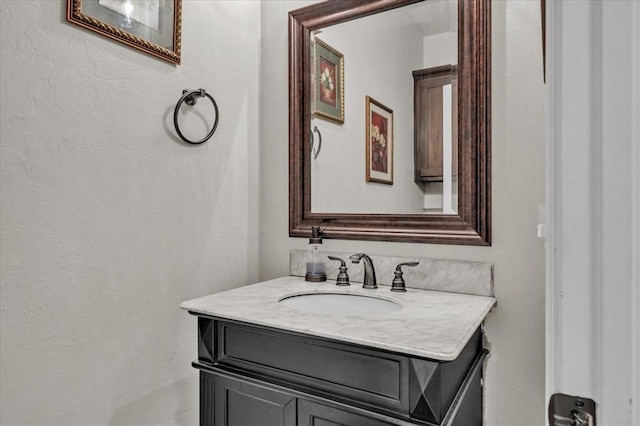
[305,226,326,282]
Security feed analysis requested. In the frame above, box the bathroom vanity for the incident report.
[181,275,496,426]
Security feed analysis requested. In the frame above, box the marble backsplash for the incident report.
[290,250,494,297]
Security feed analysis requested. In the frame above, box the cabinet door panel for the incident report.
[211,373,296,426]
[298,399,395,426]
[311,419,342,426]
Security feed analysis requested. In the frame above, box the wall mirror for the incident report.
[289,0,490,245]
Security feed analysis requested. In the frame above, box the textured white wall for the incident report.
[261,1,545,425]
[422,32,457,68]
[0,1,260,424]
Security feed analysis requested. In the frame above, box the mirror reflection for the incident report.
[310,0,458,215]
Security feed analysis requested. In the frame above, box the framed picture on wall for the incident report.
[365,96,393,185]
[67,0,182,64]
[312,37,344,124]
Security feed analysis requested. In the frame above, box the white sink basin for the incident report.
[279,293,402,316]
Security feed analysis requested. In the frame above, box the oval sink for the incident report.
[279,293,401,316]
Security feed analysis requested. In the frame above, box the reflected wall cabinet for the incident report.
[413,65,459,184]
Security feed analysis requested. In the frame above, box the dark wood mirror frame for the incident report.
[289,0,491,245]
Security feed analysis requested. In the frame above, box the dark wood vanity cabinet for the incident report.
[192,315,487,426]
[413,65,458,184]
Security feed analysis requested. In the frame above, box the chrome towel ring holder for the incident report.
[173,89,219,144]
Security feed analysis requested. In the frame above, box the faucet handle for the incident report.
[327,256,350,286]
[391,262,419,292]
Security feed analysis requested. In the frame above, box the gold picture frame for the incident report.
[365,96,393,185]
[67,0,182,65]
[312,37,344,124]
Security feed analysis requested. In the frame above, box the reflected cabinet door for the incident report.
[413,65,459,184]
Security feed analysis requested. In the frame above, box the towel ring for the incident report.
[173,89,219,144]
[310,125,322,159]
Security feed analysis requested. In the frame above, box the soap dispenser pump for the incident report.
[305,226,326,282]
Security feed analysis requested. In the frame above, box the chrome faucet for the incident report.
[349,253,377,289]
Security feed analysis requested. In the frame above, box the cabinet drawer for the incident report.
[216,321,406,411]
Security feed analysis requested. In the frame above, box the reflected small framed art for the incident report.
[312,37,344,124]
[365,96,393,185]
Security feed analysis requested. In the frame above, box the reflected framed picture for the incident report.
[67,0,182,64]
[365,96,393,185]
[312,37,344,124]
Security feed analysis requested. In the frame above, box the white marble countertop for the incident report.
[180,276,496,361]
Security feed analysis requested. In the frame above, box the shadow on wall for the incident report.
[109,377,197,425]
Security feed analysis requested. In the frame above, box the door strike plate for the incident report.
[548,393,596,425]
